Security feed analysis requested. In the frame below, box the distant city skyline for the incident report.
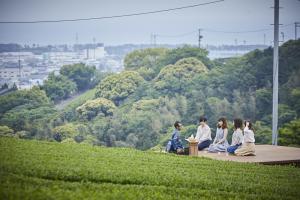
[0,0,299,46]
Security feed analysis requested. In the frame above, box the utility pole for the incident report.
[280,32,284,43]
[150,34,157,47]
[264,33,266,45]
[272,0,279,146]
[76,32,78,45]
[234,38,238,55]
[18,48,22,78]
[75,32,79,53]
[295,22,300,40]
[198,29,203,48]
[93,37,96,59]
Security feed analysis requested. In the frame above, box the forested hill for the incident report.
[0,39,299,150]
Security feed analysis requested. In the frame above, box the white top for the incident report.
[231,129,243,146]
[243,127,255,143]
[195,124,212,142]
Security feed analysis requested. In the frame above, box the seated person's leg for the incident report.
[198,140,211,150]
[227,146,236,154]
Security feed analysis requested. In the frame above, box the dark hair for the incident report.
[218,117,228,129]
[174,121,181,129]
[199,116,207,123]
[244,120,253,130]
[233,118,243,130]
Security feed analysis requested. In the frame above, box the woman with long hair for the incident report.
[208,117,229,152]
[235,120,256,156]
[227,118,243,154]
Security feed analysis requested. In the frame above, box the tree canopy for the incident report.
[95,71,144,105]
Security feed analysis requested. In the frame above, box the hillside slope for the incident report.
[0,137,300,199]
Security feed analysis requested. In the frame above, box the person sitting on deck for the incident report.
[195,116,212,150]
[208,117,229,153]
[235,120,256,156]
[166,121,184,154]
[227,118,244,154]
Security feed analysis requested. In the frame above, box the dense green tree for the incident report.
[76,98,116,120]
[253,121,272,144]
[159,45,215,69]
[60,63,96,91]
[255,88,272,120]
[0,87,56,139]
[95,71,144,105]
[0,105,56,133]
[154,57,208,94]
[278,119,300,147]
[124,48,168,80]
[278,104,297,127]
[0,86,51,116]
[42,72,77,102]
[53,123,77,141]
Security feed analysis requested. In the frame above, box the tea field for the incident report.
[0,137,299,199]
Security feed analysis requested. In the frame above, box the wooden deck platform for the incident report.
[197,145,300,165]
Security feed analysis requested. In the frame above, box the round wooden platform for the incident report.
[197,145,300,165]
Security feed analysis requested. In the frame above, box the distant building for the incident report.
[0,66,22,79]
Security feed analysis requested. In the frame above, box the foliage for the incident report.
[52,123,89,142]
[1,40,300,148]
[41,72,77,102]
[124,48,168,80]
[0,86,51,116]
[59,88,98,122]
[95,71,144,105]
[159,45,215,69]
[278,119,300,147]
[0,125,14,137]
[76,98,116,120]
[154,57,208,94]
[60,63,96,91]
[253,121,272,144]
[0,87,57,139]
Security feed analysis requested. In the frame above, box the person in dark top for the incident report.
[166,121,184,154]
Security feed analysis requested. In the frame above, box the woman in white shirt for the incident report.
[235,120,256,156]
[195,116,212,150]
[227,118,244,154]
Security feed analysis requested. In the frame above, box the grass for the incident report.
[0,137,300,199]
[61,88,97,112]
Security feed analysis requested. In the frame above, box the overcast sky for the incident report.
[0,0,299,46]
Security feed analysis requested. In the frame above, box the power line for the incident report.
[0,0,225,24]
[156,30,198,38]
[154,23,294,38]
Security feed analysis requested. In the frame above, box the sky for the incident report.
[0,0,299,46]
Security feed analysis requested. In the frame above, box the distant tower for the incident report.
[295,22,300,40]
[281,32,284,43]
[18,51,22,78]
[198,29,203,48]
[93,37,96,59]
[234,38,238,46]
[75,32,79,52]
